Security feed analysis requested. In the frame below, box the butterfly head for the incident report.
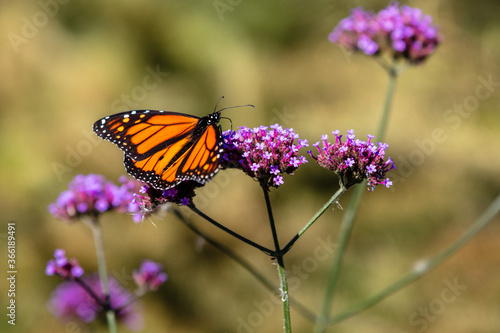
[207,110,221,125]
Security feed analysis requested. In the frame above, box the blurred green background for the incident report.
[1,0,499,332]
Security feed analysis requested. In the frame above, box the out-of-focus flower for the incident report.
[328,7,379,55]
[45,249,84,279]
[133,260,168,294]
[48,174,143,222]
[48,274,142,331]
[221,124,308,189]
[309,130,396,190]
[329,2,443,65]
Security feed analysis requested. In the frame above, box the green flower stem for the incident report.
[282,184,347,254]
[377,65,398,141]
[189,205,273,255]
[276,259,291,332]
[328,193,500,325]
[314,181,365,333]
[170,206,317,321]
[261,183,291,333]
[87,216,117,333]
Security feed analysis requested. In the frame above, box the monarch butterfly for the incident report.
[93,108,226,190]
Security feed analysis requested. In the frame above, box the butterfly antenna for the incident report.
[214,96,225,112]
[214,95,256,113]
[214,97,255,130]
[217,104,256,113]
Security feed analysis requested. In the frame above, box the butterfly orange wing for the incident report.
[93,110,222,189]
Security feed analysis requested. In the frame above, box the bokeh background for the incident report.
[1,0,499,332]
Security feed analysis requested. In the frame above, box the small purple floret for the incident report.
[45,249,84,279]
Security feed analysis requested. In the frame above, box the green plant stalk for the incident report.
[276,257,291,332]
[282,184,347,254]
[314,181,365,333]
[261,183,291,332]
[315,68,399,333]
[376,67,398,141]
[87,216,117,333]
[328,193,500,325]
[170,206,317,321]
[189,205,273,255]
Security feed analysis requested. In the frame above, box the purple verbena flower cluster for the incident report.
[48,274,143,331]
[329,7,380,55]
[131,181,199,221]
[133,260,168,294]
[309,130,396,190]
[222,124,308,189]
[48,174,142,222]
[328,2,442,64]
[45,249,84,279]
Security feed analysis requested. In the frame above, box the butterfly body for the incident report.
[93,109,223,190]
